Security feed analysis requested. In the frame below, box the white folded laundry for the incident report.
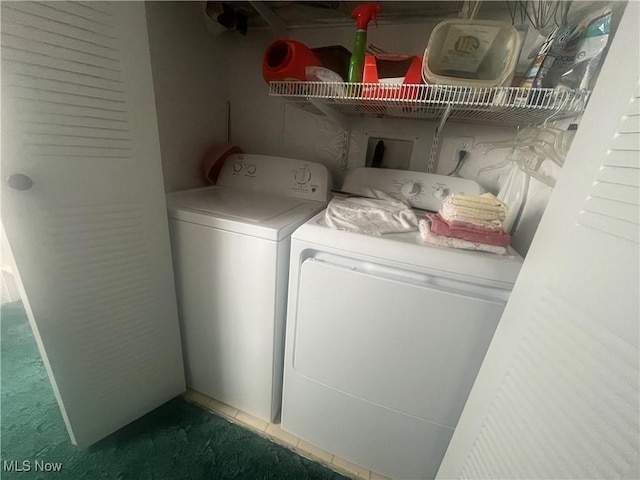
[440,192,507,228]
[441,203,506,227]
[444,192,507,211]
[325,190,418,235]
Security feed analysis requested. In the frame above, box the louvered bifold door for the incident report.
[437,3,639,479]
[1,2,185,447]
[579,90,640,243]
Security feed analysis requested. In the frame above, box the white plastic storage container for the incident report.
[423,19,521,87]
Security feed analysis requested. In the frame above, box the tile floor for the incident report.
[183,390,390,480]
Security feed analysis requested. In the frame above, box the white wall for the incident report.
[145,1,230,192]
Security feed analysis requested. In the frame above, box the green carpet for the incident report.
[0,301,347,479]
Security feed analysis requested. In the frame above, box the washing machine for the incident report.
[167,154,330,422]
[281,168,523,479]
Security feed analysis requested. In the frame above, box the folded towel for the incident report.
[440,192,507,228]
[428,213,511,247]
[418,219,508,255]
[325,189,418,235]
[440,204,505,227]
[434,213,504,232]
[440,205,505,226]
[444,192,507,211]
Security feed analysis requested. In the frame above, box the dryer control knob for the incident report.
[295,167,311,184]
[434,186,448,199]
[232,161,243,173]
[401,181,421,198]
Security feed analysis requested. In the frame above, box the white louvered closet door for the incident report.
[1,2,185,447]
[437,4,639,479]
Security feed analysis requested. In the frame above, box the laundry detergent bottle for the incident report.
[347,4,381,83]
[262,40,322,83]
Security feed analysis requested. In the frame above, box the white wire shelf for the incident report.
[269,82,590,127]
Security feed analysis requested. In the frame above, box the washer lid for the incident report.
[171,188,304,222]
[167,186,326,241]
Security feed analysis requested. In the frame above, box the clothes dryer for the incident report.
[167,154,330,422]
[281,168,523,479]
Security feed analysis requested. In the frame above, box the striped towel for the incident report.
[440,192,507,228]
[444,192,507,210]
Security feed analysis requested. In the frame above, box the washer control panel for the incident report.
[217,154,331,203]
[341,168,484,211]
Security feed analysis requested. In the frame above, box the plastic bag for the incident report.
[519,27,558,88]
[542,3,612,90]
[496,161,527,234]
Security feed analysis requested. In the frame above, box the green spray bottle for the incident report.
[347,4,381,83]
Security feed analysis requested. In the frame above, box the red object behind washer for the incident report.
[202,143,244,184]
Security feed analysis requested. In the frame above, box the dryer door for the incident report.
[287,255,509,479]
[293,256,507,426]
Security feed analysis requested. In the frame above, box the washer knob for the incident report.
[295,167,311,184]
[247,164,257,175]
[401,181,421,198]
[232,162,243,173]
